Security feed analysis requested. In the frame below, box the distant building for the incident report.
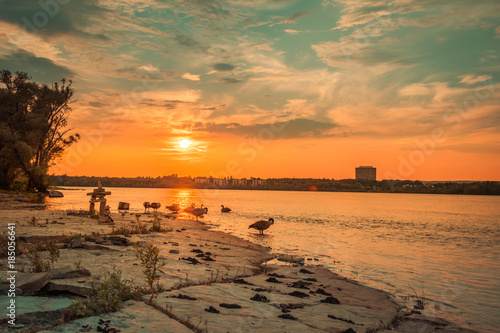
[233,179,248,187]
[213,178,229,187]
[355,166,376,181]
[194,177,209,184]
[250,178,266,187]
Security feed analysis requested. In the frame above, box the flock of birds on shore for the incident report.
[141,201,274,235]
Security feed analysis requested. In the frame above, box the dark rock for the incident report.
[118,202,130,210]
[253,288,267,292]
[289,280,311,289]
[278,314,298,320]
[315,288,332,296]
[288,291,309,298]
[219,303,242,309]
[189,244,197,246]
[108,236,129,246]
[280,303,304,313]
[181,257,201,265]
[340,328,357,333]
[170,242,179,246]
[195,253,205,257]
[328,314,356,324]
[233,278,253,285]
[48,190,64,198]
[169,249,179,254]
[304,278,318,282]
[268,273,286,278]
[320,296,341,304]
[299,268,314,274]
[172,294,197,300]
[204,306,219,314]
[266,277,282,283]
[251,294,270,302]
[205,252,212,255]
[191,249,204,253]
[203,256,215,262]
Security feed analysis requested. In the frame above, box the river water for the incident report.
[46,187,500,332]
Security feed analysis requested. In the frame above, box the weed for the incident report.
[68,267,141,319]
[74,260,83,269]
[148,302,207,333]
[134,243,165,302]
[26,246,51,272]
[30,216,37,226]
[46,240,60,269]
[409,283,425,310]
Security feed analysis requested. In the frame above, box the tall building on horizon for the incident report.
[356,166,376,181]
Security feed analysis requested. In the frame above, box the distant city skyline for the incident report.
[1,1,499,181]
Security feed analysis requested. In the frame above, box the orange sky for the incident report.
[2,1,499,181]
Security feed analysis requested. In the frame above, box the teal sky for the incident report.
[0,0,499,180]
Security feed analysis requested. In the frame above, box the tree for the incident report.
[0,70,79,192]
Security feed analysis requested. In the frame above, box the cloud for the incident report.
[182,73,201,81]
[213,63,236,71]
[312,37,417,68]
[0,50,74,82]
[270,10,311,26]
[284,29,300,34]
[331,0,500,31]
[0,0,110,40]
[459,74,493,85]
[399,83,432,96]
[189,118,338,139]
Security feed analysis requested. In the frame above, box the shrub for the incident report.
[68,267,141,319]
[134,243,165,302]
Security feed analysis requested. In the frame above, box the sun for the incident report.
[179,139,193,149]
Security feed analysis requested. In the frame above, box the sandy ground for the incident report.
[0,194,477,333]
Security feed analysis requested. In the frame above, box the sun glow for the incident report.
[179,139,193,149]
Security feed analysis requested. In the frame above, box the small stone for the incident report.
[204,306,219,314]
[299,268,314,274]
[250,294,269,302]
[266,277,282,283]
[278,314,298,320]
[169,249,179,254]
[321,296,341,304]
[219,303,242,309]
[288,291,309,298]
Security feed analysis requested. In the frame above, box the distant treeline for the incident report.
[48,175,500,195]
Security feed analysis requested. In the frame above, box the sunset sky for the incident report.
[1,0,499,180]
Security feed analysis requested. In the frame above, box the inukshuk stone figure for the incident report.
[87,181,113,224]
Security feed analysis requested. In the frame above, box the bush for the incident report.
[68,267,141,319]
[135,243,165,302]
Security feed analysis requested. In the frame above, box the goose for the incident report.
[248,218,274,235]
[150,202,161,212]
[190,204,208,220]
[221,205,232,213]
[183,203,195,214]
[166,203,180,212]
[143,202,150,212]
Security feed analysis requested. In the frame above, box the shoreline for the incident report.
[0,196,479,332]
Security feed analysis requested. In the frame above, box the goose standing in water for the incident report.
[248,218,274,235]
[221,205,232,213]
[150,202,161,212]
[190,204,208,221]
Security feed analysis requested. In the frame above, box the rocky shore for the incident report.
[0,195,477,332]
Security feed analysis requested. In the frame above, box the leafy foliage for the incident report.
[68,267,141,319]
[0,70,78,192]
[134,243,165,302]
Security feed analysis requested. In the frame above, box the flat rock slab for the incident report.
[16,273,51,295]
[44,300,193,333]
[43,280,92,296]
[51,267,91,279]
[158,265,399,333]
[0,296,73,316]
